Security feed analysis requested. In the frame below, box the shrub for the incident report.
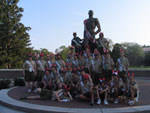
[14,77,25,86]
[0,79,11,89]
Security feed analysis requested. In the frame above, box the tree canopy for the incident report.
[0,0,31,68]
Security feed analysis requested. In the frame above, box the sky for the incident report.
[18,0,150,52]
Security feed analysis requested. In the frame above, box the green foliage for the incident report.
[55,45,70,60]
[0,79,11,89]
[144,53,150,66]
[111,42,144,66]
[122,42,144,66]
[0,0,31,68]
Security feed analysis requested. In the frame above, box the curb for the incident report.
[1,87,150,113]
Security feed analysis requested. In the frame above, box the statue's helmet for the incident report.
[88,10,94,15]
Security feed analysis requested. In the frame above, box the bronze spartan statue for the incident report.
[84,10,101,53]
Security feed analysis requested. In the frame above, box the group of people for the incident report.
[22,46,139,106]
[22,10,139,106]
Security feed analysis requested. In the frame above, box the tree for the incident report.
[55,45,70,60]
[121,42,144,66]
[144,53,150,66]
[0,0,31,68]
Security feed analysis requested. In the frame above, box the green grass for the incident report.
[129,66,150,70]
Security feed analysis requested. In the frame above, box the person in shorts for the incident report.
[78,73,94,105]
[23,53,36,92]
[20,88,53,100]
[116,51,129,87]
[102,52,114,82]
[127,74,139,105]
[96,78,109,105]
[89,53,103,87]
[36,53,46,88]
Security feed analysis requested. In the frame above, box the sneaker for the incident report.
[114,98,119,104]
[28,88,31,93]
[128,100,135,105]
[104,99,109,105]
[97,99,101,105]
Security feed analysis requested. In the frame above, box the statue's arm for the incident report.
[95,18,101,35]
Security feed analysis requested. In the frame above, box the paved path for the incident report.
[0,77,150,113]
[0,105,25,113]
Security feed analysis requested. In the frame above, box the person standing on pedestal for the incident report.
[84,10,101,53]
[97,32,109,54]
[71,32,83,53]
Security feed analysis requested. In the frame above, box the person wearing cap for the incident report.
[127,75,139,105]
[50,65,62,86]
[83,51,92,74]
[52,86,73,102]
[83,10,101,53]
[71,32,83,53]
[72,53,79,68]
[70,68,81,97]
[107,78,116,103]
[20,83,72,102]
[64,66,72,82]
[92,48,100,59]
[66,53,73,65]
[96,78,109,105]
[77,53,85,69]
[102,53,114,82]
[89,53,103,87]
[49,53,56,66]
[55,55,65,85]
[96,32,109,54]
[109,70,120,104]
[45,54,52,69]
[116,51,129,87]
[78,72,94,105]
[36,53,46,88]
[42,69,54,90]
[116,74,127,104]
[55,53,65,72]
[20,88,53,100]
[23,53,36,93]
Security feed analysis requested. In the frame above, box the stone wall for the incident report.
[0,69,23,79]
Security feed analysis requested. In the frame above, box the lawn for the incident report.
[129,66,150,70]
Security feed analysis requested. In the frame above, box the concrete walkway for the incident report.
[0,77,150,113]
[0,88,150,113]
[0,105,25,113]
